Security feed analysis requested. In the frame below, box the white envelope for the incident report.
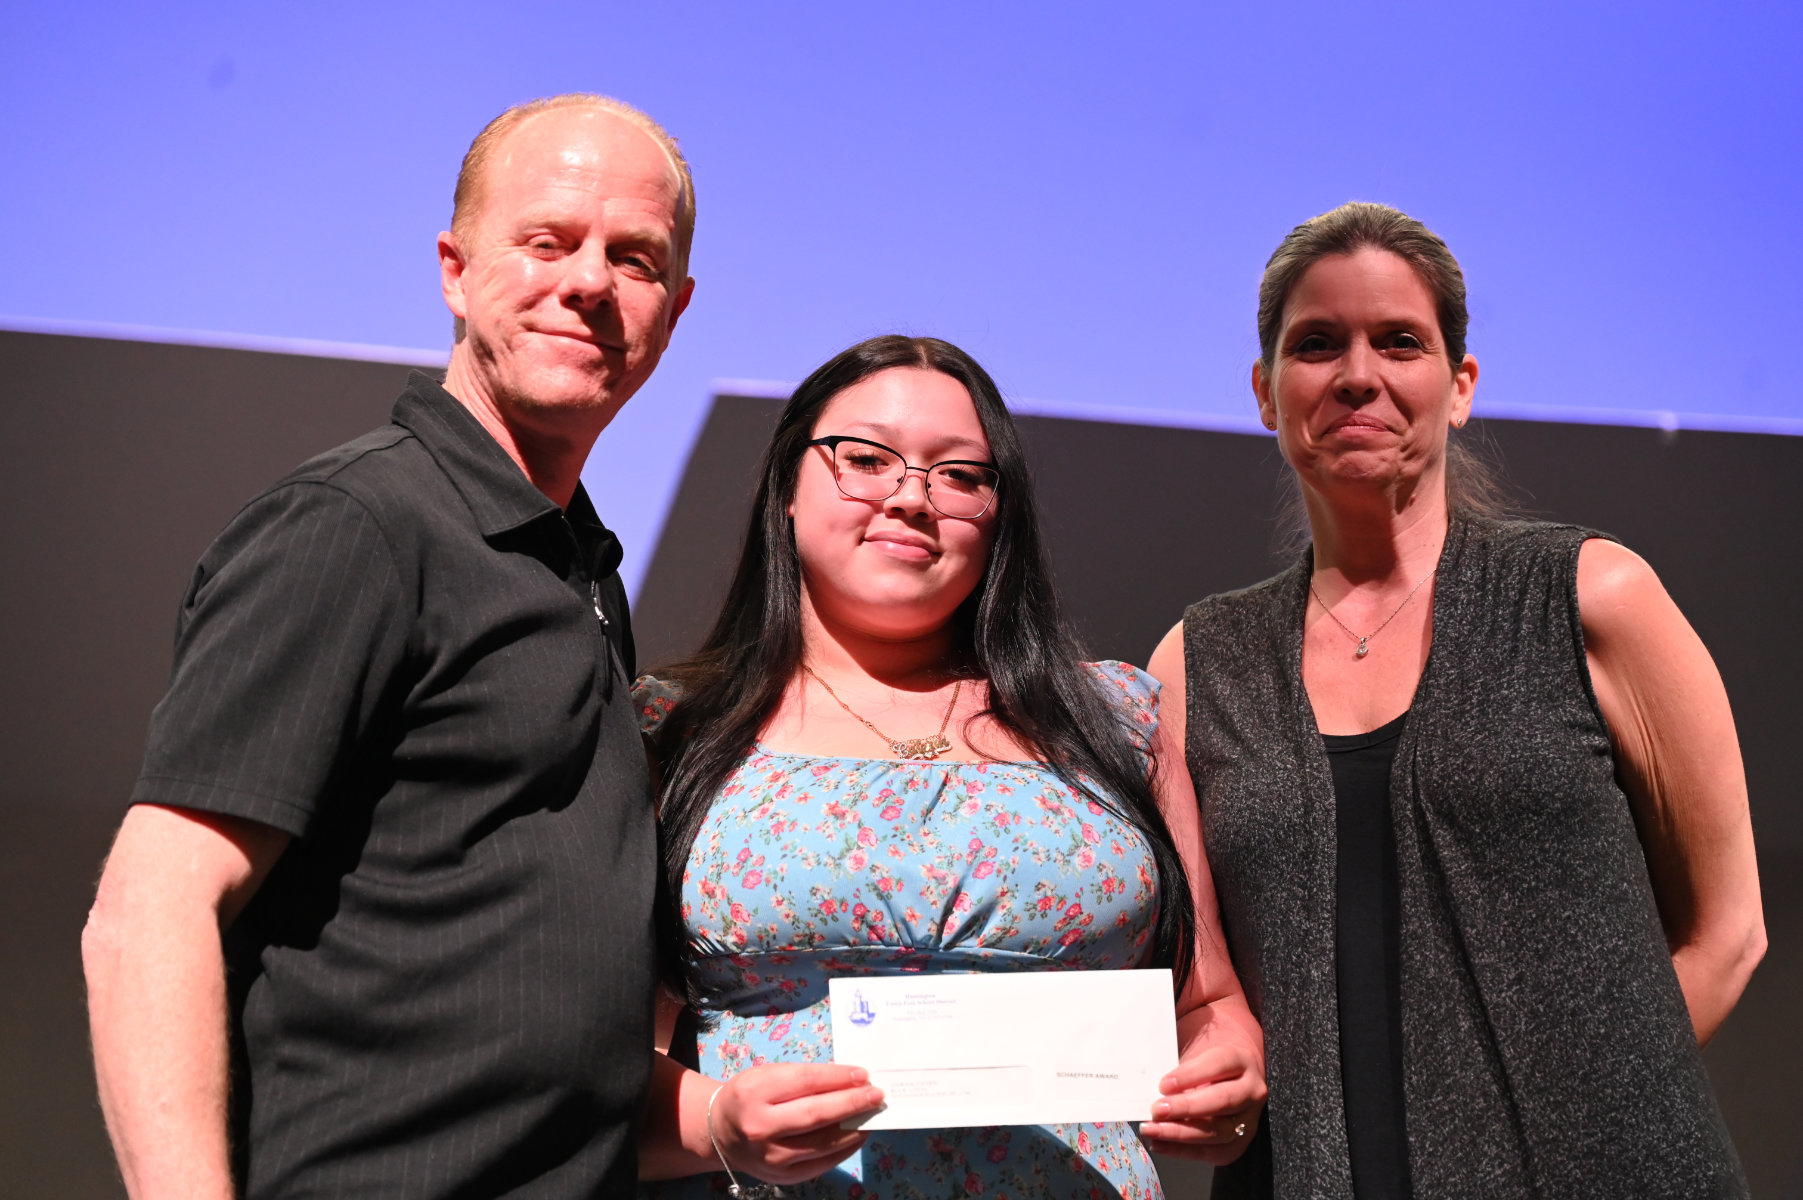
[828,969,1177,1130]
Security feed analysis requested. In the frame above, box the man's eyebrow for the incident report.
[509,210,674,244]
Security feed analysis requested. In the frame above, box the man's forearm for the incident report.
[84,805,287,1196]
[84,895,237,1199]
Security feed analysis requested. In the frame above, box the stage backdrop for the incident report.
[2,330,1797,1195]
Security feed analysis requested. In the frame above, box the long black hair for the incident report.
[650,335,1197,998]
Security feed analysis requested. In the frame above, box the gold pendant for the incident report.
[891,733,952,759]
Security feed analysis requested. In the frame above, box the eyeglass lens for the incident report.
[829,441,998,518]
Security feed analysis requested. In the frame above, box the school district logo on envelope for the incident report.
[847,989,877,1027]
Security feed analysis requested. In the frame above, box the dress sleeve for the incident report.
[1082,660,1162,760]
[631,675,683,736]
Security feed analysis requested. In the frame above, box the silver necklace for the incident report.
[1309,567,1436,659]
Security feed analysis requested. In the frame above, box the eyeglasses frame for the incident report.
[805,435,1002,519]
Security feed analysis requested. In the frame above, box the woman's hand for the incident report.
[1139,1039,1267,1164]
[707,1063,885,1185]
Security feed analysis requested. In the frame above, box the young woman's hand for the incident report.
[707,1062,886,1185]
[1139,1038,1267,1164]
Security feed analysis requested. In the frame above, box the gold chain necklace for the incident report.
[801,665,963,759]
[1309,567,1437,659]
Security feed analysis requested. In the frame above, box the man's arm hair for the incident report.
[83,804,289,1200]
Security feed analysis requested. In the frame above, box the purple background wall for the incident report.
[4,0,1800,595]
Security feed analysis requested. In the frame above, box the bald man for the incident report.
[83,95,695,1198]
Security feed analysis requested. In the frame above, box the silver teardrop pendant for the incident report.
[1355,637,1370,658]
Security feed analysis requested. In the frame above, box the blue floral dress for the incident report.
[639,661,1169,1200]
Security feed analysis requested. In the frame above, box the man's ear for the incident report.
[438,231,469,320]
[664,275,695,342]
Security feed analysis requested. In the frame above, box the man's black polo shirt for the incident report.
[132,373,656,1197]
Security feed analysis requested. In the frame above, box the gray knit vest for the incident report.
[1183,517,1745,1199]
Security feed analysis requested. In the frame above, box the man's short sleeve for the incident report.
[132,481,410,836]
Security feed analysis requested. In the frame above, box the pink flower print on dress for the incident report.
[1077,848,1095,870]
[730,902,751,923]
[1081,823,1101,845]
[880,804,904,821]
[743,869,763,888]
[847,850,868,870]
[857,827,878,848]
[973,860,996,879]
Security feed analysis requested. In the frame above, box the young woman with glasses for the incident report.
[635,335,1264,1198]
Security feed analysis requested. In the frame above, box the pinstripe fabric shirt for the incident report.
[132,373,658,1198]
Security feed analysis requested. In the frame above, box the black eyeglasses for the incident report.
[807,436,1001,519]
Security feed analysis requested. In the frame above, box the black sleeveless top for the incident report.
[1324,713,1412,1200]
[1182,517,1746,1199]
